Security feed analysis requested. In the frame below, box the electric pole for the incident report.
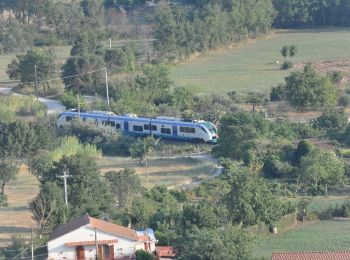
[105,68,110,109]
[95,228,98,260]
[34,65,38,101]
[109,38,112,50]
[31,225,34,260]
[60,169,71,206]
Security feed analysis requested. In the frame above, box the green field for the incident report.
[171,28,350,94]
[253,220,350,259]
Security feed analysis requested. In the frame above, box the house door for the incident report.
[76,246,85,260]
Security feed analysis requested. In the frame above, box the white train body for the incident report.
[57,110,218,143]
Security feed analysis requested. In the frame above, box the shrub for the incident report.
[280,61,293,70]
[294,140,314,164]
[338,95,350,107]
[59,91,87,110]
[135,250,154,260]
[270,83,285,101]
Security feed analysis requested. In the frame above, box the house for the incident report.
[271,251,350,260]
[47,214,155,260]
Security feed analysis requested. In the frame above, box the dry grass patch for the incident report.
[0,164,39,246]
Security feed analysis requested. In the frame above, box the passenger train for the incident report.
[57,110,218,143]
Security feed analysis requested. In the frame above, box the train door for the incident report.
[124,121,129,132]
[172,125,178,137]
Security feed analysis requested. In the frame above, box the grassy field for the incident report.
[171,28,350,94]
[97,155,218,187]
[0,165,39,246]
[253,220,350,259]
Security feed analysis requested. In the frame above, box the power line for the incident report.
[22,68,106,85]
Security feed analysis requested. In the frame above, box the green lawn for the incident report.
[253,220,350,259]
[171,28,350,94]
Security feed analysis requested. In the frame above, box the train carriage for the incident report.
[57,110,218,143]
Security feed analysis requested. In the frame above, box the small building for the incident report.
[47,214,155,260]
[155,246,176,260]
[271,251,350,260]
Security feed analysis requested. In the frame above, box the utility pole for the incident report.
[34,65,38,101]
[31,225,34,260]
[109,38,112,50]
[60,169,71,206]
[105,68,110,109]
[95,228,98,260]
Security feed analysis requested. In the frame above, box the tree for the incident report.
[29,182,67,238]
[289,44,298,57]
[130,136,159,190]
[61,30,105,95]
[182,201,227,229]
[45,154,113,218]
[7,49,56,93]
[0,160,18,205]
[223,164,282,227]
[299,149,345,188]
[179,225,252,260]
[313,109,348,139]
[294,140,314,164]
[213,112,269,160]
[105,168,142,210]
[0,121,38,159]
[284,65,337,110]
[281,45,289,59]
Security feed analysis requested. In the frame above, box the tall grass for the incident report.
[51,136,102,161]
[0,95,46,120]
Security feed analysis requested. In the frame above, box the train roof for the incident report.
[60,110,213,126]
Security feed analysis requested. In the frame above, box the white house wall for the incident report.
[48,225,137,260]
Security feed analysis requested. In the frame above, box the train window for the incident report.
[200,126,208,133]
[151,125,157,131]
[66,116,73,122]
[102,120,108,125]
[161,128,171,135]
[180,127,196,134]
[109,121,116,127]
[116,124,121,129]
[144,124,150,130]
[133,125,143,132]
[82,118,87,122]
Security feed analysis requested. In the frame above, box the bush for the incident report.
[270,83,285,101]
[339,95,350,107]
[135,250,154,260]
[59,91,87,110]
[294,140,314,164]
[280,61,293,70]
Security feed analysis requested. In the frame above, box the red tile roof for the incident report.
[89,216,138,241]
[272,251,350,260]
[156,246,176,258]
[49,214,139,242]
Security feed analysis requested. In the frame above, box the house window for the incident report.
[161,128,171,135]
[133,125,143,132]
[180,127,196,134]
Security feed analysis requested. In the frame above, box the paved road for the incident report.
[0,87,66,114]
[38,97,66,114]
